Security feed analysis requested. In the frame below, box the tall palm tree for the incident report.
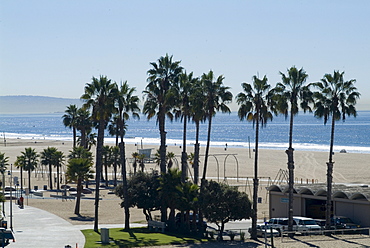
[274,66,312,232]
[14,156,25,192]
[62,104,79,148]
[143,54,183,223]
[102,145,112,187]
[66,158,94,215]
[312,71,360,230]
[53,150,65,191]
[40,147,58,190]
[20,147,39,191]
[81,75,118,232]
[75,107,92,149]
[236,75,274,240]
[189,78,206,185]
[110,146,120,187]
[201,70,233,182]
[172,71,197,182]
[143,54,183,175]
[115,80,140,230]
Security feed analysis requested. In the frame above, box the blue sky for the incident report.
[1,0,369,110]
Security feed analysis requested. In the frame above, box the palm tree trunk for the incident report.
[251,111,260,240]
[287,108,295,233]
[159,111,167,174]
[119,140,130,230]
[20,167,23,193]
[28,169,31,192]
[193,121,200,185]
[49,164,53,190]
[75,178,82,215]
[73,127,77,148]
[159,109,168,223]
[202,115,213,180]
[94,119,105,232]
[181,117,188,183]
[325,116,336,231]
[105,163,108,187]
[81,127,86,149]
[57,164,60,191]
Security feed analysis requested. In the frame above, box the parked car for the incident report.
[252,225,280,238]
[331,216,360,233]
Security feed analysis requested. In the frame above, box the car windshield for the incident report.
[338,218,352,224]
[302,220,317,225]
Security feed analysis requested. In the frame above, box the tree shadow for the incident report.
[69,214,94,222]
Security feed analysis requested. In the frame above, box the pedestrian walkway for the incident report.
[4,203,85,248]
[3,202,147,248]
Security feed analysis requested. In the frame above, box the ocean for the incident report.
[0,111,369,154]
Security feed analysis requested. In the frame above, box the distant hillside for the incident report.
[0,96,82,114]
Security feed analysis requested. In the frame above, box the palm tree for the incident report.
[189,79,206,185]
[20,147,39,191]
[131,152,139,174]
[138,154,146,172]
[54,150,65,191]
[62,104,79,148]
[236,75,274,240]
[143,54,183,175]
[274,66,312,232]
[14,156,25,192]
[102,145,112,187]
[312,71,360,230]
[66,158,94,215]
[68,146,94,188]
[143,54,183,223]
[40,147,58,190]
[201,70,233,182]
[81,75,118,232]
[166,152,175,169]
[172,71,197,182]
[158,169,182,230]
[115,81,140,230]
[75,107,92,149]
[110,146,120,187]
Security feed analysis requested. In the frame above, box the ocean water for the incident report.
[0,111,369,153]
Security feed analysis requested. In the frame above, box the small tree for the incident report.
[66,158,94,215]
[200,180,252,240]
[115,171,160,221]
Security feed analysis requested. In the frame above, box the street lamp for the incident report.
[7,164,12,231]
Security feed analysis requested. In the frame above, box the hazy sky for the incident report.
[1,0,369,110]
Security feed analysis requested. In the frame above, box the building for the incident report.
[268,183,370,226]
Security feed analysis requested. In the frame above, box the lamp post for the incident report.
[7,164,12,231]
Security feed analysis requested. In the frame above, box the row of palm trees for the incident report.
[0,147,95,216]
[62,53,359,237]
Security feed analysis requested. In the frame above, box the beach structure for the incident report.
[268,183,370,227]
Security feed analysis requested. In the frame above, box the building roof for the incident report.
[268,183,370,201]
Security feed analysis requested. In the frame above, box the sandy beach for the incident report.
[1,138,370,247]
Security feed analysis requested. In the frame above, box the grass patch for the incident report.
[82,227,209,248]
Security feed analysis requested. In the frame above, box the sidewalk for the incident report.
[4,202,85,248]
[3,202,147,248]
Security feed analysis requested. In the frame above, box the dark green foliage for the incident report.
[115,171,161,221]
[200,180,251,240]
